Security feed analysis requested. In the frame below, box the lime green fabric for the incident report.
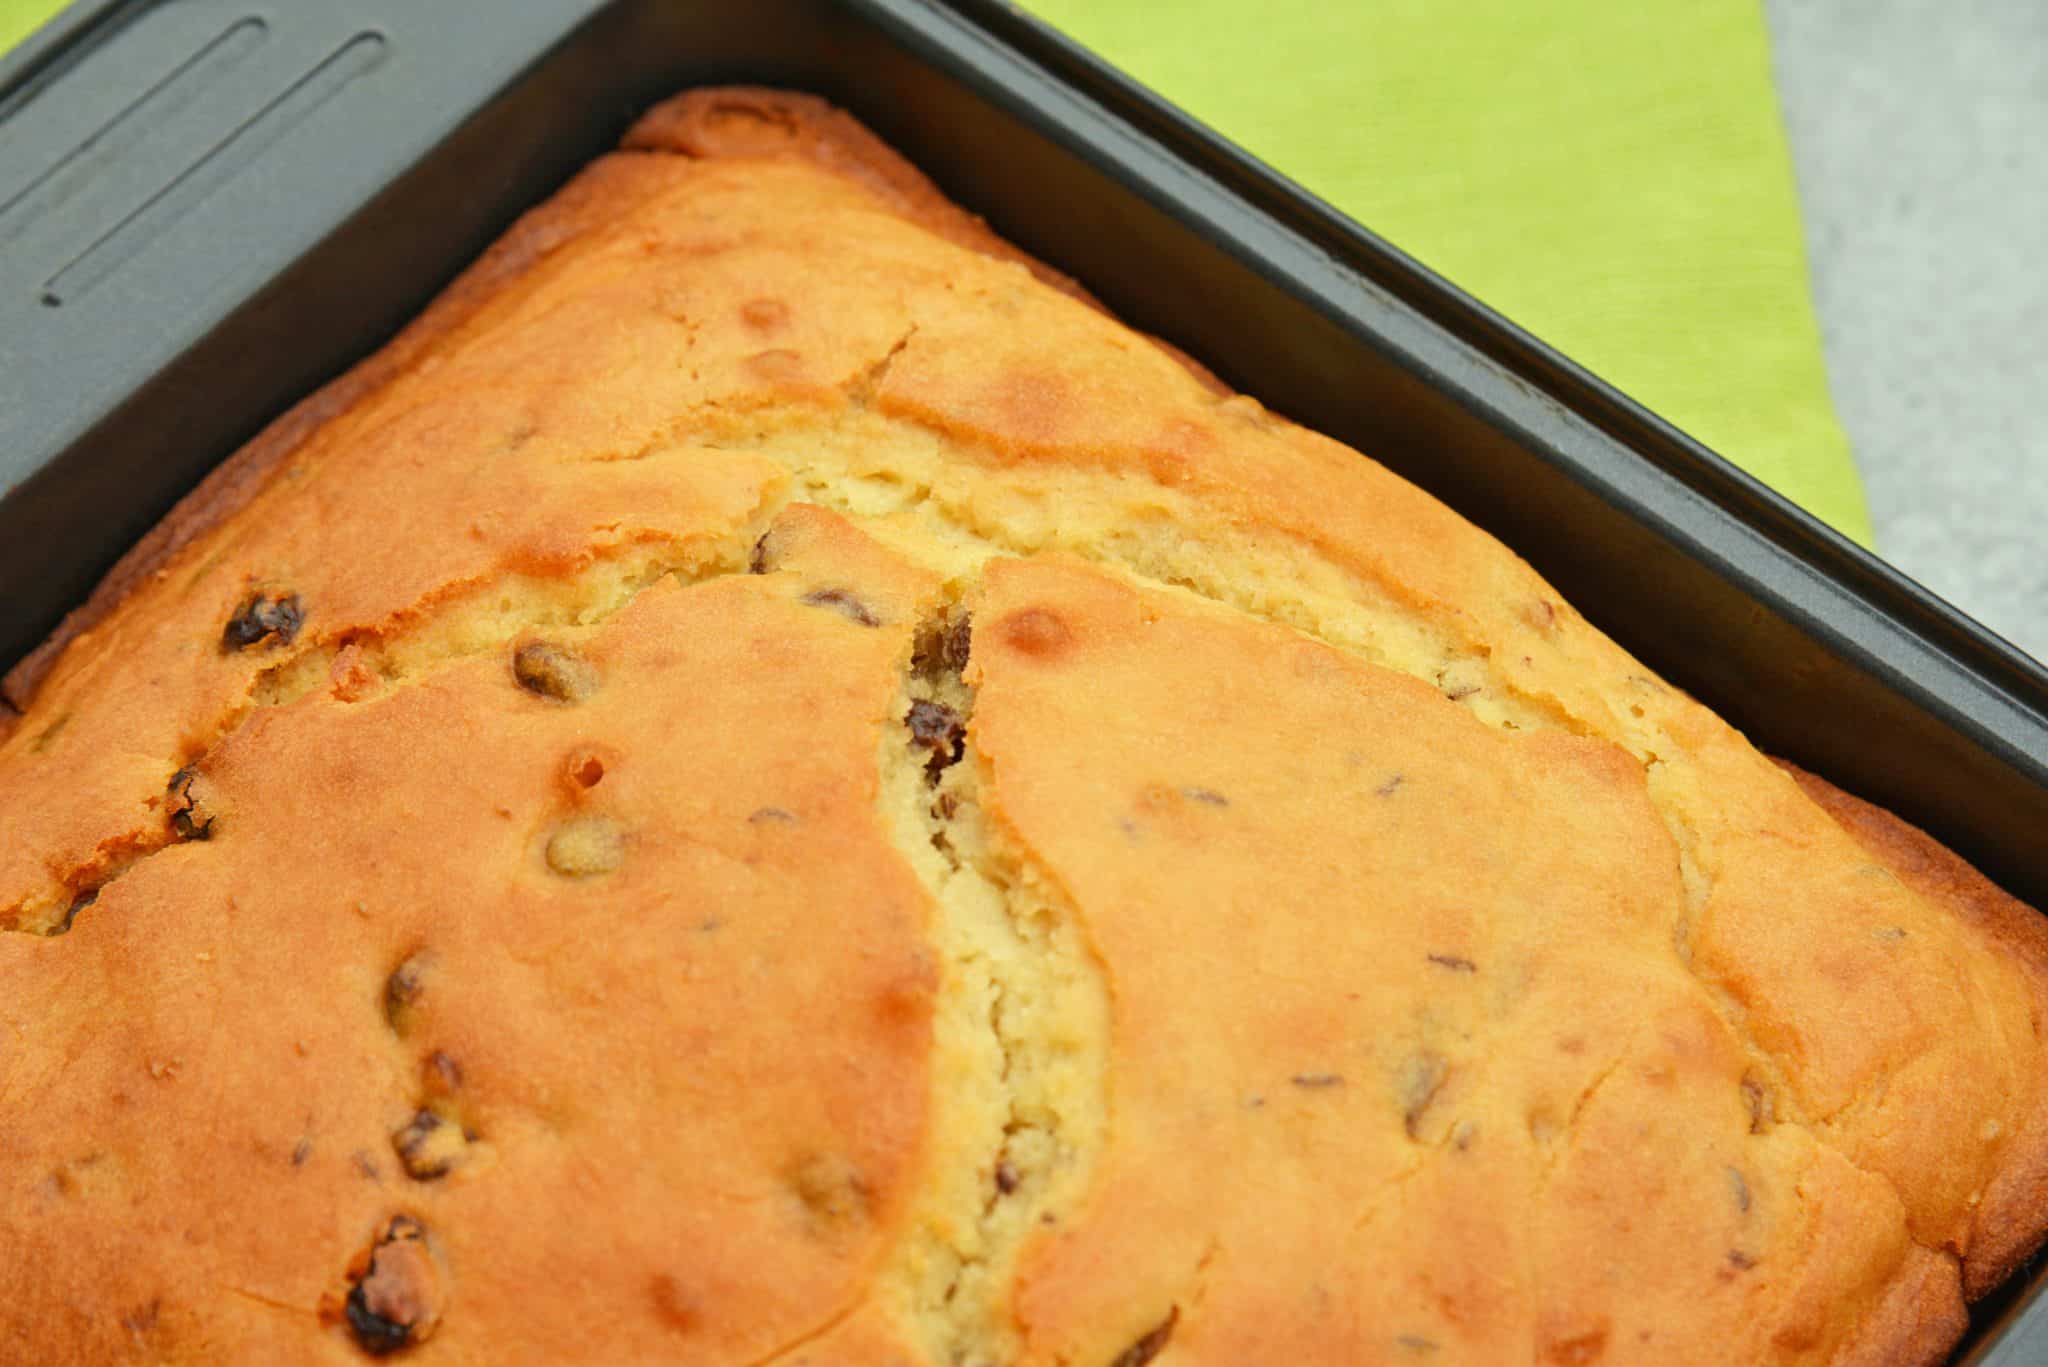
[1030,0,1869,542]
[0,0,48,57]
[0,0,1869,540]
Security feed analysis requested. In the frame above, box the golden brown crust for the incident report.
[0,523,943,1363]
[1779,762,2048,975]
[2,152,677,715]
[1830,1248,1967,1367]
[968,558,1990,1366]
[622,87,1231,397]
[623,87,1102,312]
[0,84,2043,1364]
[1781,760,2048,1299]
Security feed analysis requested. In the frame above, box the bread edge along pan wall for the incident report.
[0,0,2042,1358]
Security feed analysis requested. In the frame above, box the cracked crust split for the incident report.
[863,597,1110,1365]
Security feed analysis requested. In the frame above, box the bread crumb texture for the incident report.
[1,90,2043,1365]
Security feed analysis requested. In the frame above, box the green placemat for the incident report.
[1031,0,1868,544]
[0,0,42,55]
[0,0,1870,542]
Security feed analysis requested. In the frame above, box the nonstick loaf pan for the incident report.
[1,0,2044,1359]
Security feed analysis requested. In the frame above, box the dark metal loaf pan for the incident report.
[1,1,2043,1359]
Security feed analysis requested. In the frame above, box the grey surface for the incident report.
[1766,0,2048,664]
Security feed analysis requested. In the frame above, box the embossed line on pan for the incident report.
[41,31,387,308]
[0,16,269,248]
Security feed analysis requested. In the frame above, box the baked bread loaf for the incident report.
[1,87,2043,1366]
